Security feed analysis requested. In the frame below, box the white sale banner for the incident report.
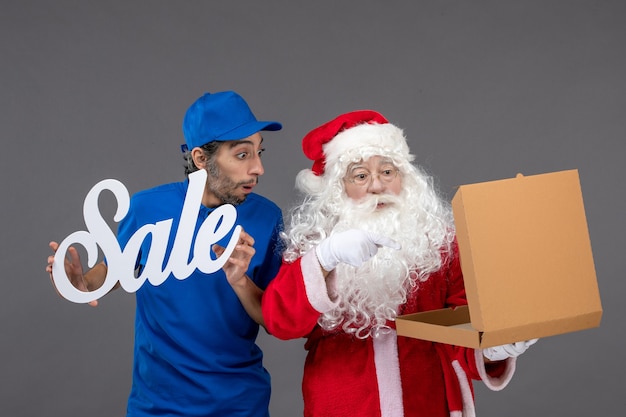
[52,169,241,303]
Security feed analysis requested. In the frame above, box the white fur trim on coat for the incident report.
[373,330,405,417]
[301,250,340,313]
[451,360,476,417]
[475,349,516,391]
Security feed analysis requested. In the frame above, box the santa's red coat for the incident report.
[262,243,516,417]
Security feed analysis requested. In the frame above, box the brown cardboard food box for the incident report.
[395,169,602,348]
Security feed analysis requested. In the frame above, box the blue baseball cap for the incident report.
[182,91,282,150]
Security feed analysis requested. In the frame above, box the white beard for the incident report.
[318,192,434,338]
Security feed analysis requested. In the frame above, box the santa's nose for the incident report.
[366,176,386,193]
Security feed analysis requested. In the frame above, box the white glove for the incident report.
[482,339,539,361]
[315,229,401,271]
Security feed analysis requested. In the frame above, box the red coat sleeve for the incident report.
[262,251,339,340]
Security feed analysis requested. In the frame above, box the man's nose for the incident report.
[249,153,265,176]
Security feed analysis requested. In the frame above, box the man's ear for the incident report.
[191,147,207,169]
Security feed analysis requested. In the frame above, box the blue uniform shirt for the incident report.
[116,179,283,417]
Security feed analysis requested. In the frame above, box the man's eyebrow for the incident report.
[227,137,264,148]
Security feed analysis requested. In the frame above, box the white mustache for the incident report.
[351,194,403,212]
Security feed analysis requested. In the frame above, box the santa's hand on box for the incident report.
[315,229,401,271]
[482,339,539,362]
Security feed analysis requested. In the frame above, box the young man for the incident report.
[47,91,284,417]
[261,110,536,417]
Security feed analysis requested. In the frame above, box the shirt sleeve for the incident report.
[252,214,284,290]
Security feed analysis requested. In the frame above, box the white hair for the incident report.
[282,125,456,338]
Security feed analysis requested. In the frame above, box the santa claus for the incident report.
[261,110,535,417]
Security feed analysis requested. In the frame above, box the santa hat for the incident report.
[301,110,411,176]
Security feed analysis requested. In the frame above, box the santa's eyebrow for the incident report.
[347,158,396,171]
[346,163,366,172]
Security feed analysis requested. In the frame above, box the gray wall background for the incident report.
[1,1,624,416]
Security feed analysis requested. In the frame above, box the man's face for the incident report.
[342,155,402,204]
[204,132,265,207]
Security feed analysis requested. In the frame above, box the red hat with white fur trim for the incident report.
[301,110,411,176]
[302,110,389,175]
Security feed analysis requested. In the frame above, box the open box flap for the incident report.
[396,170,602,348]
[452,169,601,332]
